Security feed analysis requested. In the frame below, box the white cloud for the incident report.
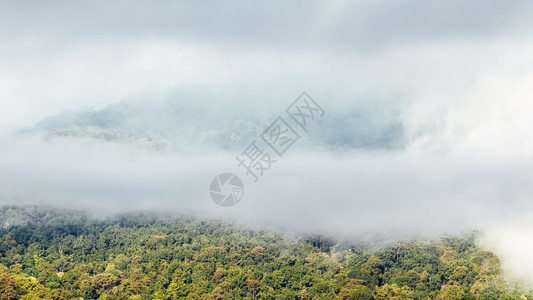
[480,217,533,287]
[2,0,533,287]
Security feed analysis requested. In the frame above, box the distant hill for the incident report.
[26,96,405,152]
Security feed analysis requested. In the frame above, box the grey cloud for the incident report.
[323,0,532,49]
[2,0,532,52]
[1,135,532,241]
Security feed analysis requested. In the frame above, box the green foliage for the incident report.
[0,206,530,299]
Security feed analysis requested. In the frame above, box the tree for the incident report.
[0,271,18,300]
[246,279,259,299]
[91,273,121,295]
[436,285,465,300]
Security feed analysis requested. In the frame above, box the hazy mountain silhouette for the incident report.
[29,96,405,152]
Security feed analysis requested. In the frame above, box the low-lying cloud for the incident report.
[2,0,533,288]
[1,131,531,236]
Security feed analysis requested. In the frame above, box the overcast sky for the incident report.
[2,0,533,285]
[1,0,533,138]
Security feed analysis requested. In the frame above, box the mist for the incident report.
[2,0,533,287]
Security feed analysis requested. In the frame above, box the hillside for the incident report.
[0,206,529,300]
[26,96,404,152]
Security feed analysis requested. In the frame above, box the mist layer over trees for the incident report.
[0,206,529,299]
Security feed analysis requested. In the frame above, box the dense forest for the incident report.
[0,206,529,300]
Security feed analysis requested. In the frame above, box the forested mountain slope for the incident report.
[27,96,404,152]
[0,206,529,299]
